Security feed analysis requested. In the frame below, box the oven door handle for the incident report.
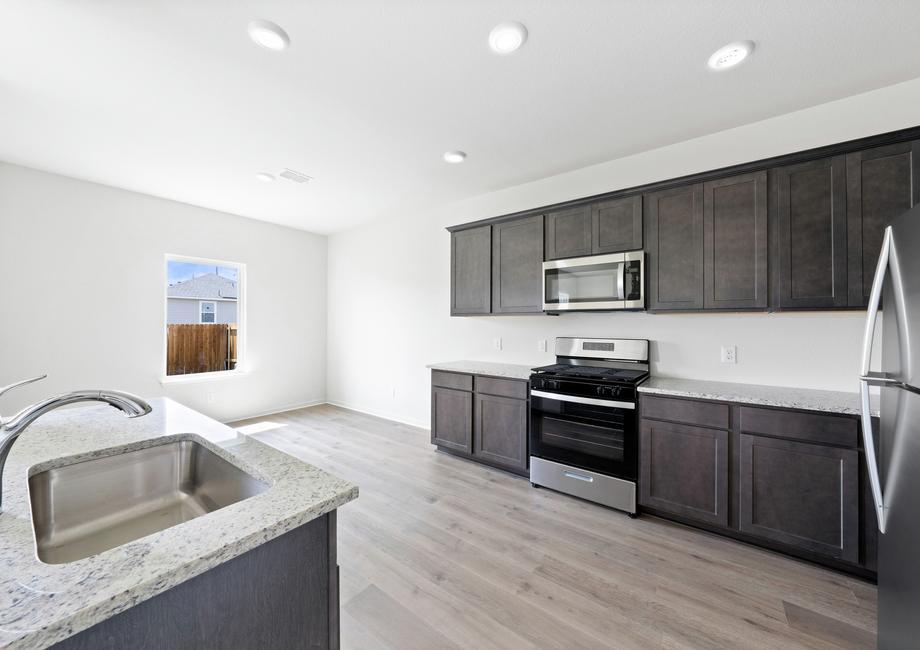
[530,390,635,410]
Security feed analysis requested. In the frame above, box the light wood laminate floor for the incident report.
[231,404,877,650]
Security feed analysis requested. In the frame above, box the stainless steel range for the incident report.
[529,337,649,514]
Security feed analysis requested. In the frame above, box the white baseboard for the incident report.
[222,398,326,424]
[325,400,430,430]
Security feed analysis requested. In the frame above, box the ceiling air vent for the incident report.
[279,168,313,184]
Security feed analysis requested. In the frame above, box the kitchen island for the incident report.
[0,398,357,649]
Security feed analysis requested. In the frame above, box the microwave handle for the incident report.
[617,262,625,300]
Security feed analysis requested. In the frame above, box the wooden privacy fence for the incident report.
[167,324,238,376]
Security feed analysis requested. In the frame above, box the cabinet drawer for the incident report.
[738,406,858,448]
[431,370,473,392]
[474,376,527,399]
[640,395,729,430]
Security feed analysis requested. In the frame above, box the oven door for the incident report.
[543,251,643,311]
[529,390,637,480]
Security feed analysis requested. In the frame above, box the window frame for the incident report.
[162,254,247,384]
[199,300,217,324]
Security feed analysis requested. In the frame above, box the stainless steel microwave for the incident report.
[543,251,644,312]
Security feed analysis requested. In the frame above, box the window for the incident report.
[199,301,216,323]
[165,256,244,377]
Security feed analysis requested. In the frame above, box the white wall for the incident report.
[326,77,920,428]
[0,163,327,422]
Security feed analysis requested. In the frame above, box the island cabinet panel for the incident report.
[639,419,729,528]
[450,225,491,315]
[54,514,337,650]
[846,140,920,307]
[739,434,859,564]
[492,215,544,313]
[703,171,769,310]
[430,370,529,476]
[775,156,848,309]
[431,385,473,454]
[544,205,592,260]
[592,195,643,254]
[474,393,528,472]
[645,184,705,310]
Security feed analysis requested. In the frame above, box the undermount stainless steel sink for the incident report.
[28,439,269,564]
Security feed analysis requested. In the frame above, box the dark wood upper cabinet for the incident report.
[639,418,729,528]
[739,433,859,564]
[591,195,642,254]
[775,156,848,310]
[492,215,544,314]
[703,172,768,310]
[473,393,528,472]
[645,184,704,310]
[846,140,920,307]
[544,205,592,260]
[450,225,491,315]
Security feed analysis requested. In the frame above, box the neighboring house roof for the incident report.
[168,273,238,300]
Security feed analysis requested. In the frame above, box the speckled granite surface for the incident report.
[427,360,536,381]
[638,377,880,417]
[0,398,357,650]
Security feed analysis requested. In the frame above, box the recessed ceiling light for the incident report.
[443,150,467,164]
[247,20,290,51]
[707,41,754,70]
[489,22,528,55]
[255,172,275,182]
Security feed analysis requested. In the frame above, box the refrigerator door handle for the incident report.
[860,379,887,534]
[858,225,892,534]
[859,227,892,377]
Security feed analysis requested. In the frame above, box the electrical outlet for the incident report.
[493,337,502,351]
[537,339,547,353]
[720,345,737,364]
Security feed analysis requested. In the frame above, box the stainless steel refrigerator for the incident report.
[860,203,920,649]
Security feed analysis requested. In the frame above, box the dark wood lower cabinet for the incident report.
[639,419,729,527]
[431,386,473,454]
[431,371,528,476]
[54,513,339,649]
[739,434,859,564]
[474,393,528,472]
[639,394,876,576]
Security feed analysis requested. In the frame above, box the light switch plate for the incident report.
[537,339,547,352]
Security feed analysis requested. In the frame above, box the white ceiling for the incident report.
[2,1,920,234]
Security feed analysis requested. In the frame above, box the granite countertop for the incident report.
[427,360,536,381]
[0,397,358,649]
[638,377,879,417]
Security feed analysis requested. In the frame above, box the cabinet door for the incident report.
[431,387,473,454]
[591,195,642,254]
[775,156,848,309]
[703,172,768,309]
[739,434,858,563]
[846,140,920,306]
[492,215,544,313]
[645,184,704,310]
[544,206,591,260]
[473,393,528,472]
[639,419,729,527]
[450,226,491,315]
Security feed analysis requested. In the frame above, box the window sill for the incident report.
[159,369,249,385]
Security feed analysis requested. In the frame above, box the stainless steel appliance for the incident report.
[543,251,644,312]
[529,337,648,513]
[859,204,920,648]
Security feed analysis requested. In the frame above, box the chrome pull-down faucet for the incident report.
[0,375,152,514]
